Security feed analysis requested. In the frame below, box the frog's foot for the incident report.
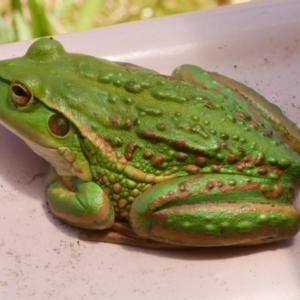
[45,167,114,230]
[129,174,300,247]
[79,221,191,249]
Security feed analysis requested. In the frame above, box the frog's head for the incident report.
[0,38,66,143]
[0,38,97,181]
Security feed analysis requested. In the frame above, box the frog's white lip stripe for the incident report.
[24,137,74,177]
[10,127,75,177]
[0,118,88,179]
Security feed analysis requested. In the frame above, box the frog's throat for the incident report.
[23,138,91,181]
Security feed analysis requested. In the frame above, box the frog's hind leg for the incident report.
[79,221,191,249]
[129,174,300,247]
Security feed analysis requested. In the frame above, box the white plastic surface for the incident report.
[1,0,300,299]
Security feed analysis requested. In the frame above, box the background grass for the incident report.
[0,0,249,44]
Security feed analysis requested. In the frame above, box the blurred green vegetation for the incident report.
[0,0,240,44]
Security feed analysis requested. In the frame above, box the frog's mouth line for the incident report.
[0,76,10,85]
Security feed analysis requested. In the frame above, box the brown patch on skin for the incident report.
[113,194,120,200]
[120,211,129,218]
[227,153,237,164]
[131,189,140,197]
[112,183,122,193]
[176,70,207,89]
[193,81,207,89]
[235,111,247,120]
[184,165,199,174]
[125,141,138,161]
[257,167,268,175]
[198,180,261,195]
[139,130,167,144]
[224,182,261,193]
[234,152,284,176]
[108,175,116,183]
[212,165,221,172]
[177,152,188,161]
[198,179,284,200]
[139,130,157,140]
[109,115,119,125]
[124,117,133,127]
[235,164,244,172]
[143,150,153,159]
[254,155,264,166]
[211,86,222,93]
[118,199,128,208]
[151,154,165,167]
[250,118,266,131]
[102,176,109,184]
[235,156,253,172]
[259,165,284,176]
[103,187,111,196]
[159,74,182,84]
[139,130,206,157]
[173,139,187,149]
[194,156,207,167]
[243,156,251,162]
[261,184,283,198]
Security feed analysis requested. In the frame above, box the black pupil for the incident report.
[12,85,28,96]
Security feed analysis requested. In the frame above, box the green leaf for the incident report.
[27,0,52,37]
[0,15,15,43]
[75,0,104,31]
[13,10,32,40]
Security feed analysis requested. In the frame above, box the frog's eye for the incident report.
[10,81,32,107]
[48,113,70,137]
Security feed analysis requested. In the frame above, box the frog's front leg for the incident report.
[130,174,300,246]
[46,167,114,229]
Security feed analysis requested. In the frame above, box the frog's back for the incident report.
[21,38,300,181]
[51,58,300,179]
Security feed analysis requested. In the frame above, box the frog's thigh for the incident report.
[129,175,300,246]
[45,167,114,230]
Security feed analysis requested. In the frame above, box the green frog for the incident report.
[1,37,300,248]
